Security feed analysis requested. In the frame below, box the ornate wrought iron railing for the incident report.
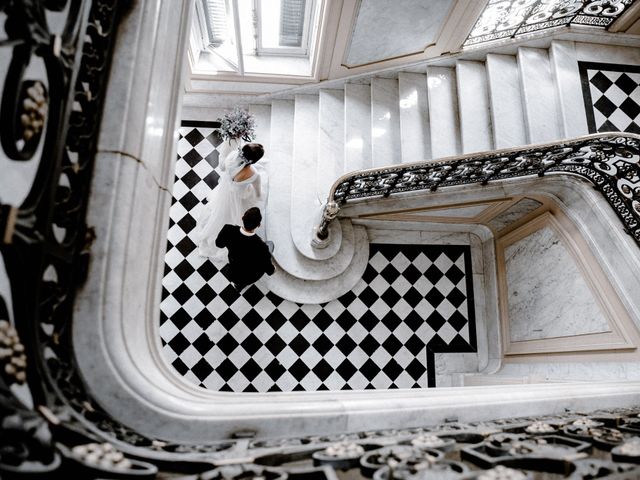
[316,134,640,244]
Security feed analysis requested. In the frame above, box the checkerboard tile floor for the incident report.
[160,122,477,392]
[579,62,640,134]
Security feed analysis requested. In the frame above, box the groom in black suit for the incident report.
[216,207,275,291]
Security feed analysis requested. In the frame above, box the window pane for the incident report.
[279,0,306,47]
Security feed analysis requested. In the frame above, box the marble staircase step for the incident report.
[344,83,372,174]
[370,78,402,167]
[426,66,461,159]
[486,53,527,149]
[517,47,562,144]
[317,89,345,202]
[456,60,493,154]
[549,40,589,139]
[398,72,431,162]
[263,224,369,304]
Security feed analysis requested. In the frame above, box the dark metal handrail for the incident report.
[315,134,640,246]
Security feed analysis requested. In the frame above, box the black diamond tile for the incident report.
[192,358,214,381]
[243,384,259,393]
[404,311,425,332]
[218,284,240,305]
[196,284,216,305]
[265,310,287,331]
[615,73,638,95]
[194,309,214,329]
[627,121,640,134]
[289,334,311,356]
[382,358,403,380]
[216,333,239,355]
[380,287,401,307]
[381,336,403,356]
[168,333,190,355]
[312,359,333,381]
[361,265,378,284]
[182,148,202,167]
[289,359,311,380]
[337,359,357,380]
[337,290,356,307]
[425,264,444,283]
[449,310,468,332]
[358,286,378,306]
[361,359,381,381]
[445,264,465,285]
[335,310,356,332]
[242,285,264,307]
[402,264,422,283]
[184,129,205,146]
[171,357,189,376]
[290,310,310,331]
[177,213,197,234]
[336,335,357,355]
[447,287,466,308]
[591,71,613,93]
[312,310,334,331]
[265,335,287,356]
[181,170,202,189]
[359,312,379,332]
[174,259,195,281]
[205,149,220,168]
[242,309,263,330]
[178,191,200,211]
[170,307,192,330]
[217,358,239,381]
[193,333,214,355]
[206,129,223,147]
[175,236,197,257]
[265,291,284,307]
[594,95,618,118]
[313,334,334,355]
[598,119,619,132]
[381,310,402,331]
[427,311,447,332]
[360,334,381,355]
[619,97,640,119]
[425,287,445,307]
[240,333,263,356]
[404,287,423,308]
[380,264,401,283]
[265,359,286,380]
[197,261,217,279]
[239,358,262,382]
[406,358,425,381]
[171,283,193,305]
[405,334,424,356]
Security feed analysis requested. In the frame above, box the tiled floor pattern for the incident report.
[160,122,477,392]
[579,62,640,134]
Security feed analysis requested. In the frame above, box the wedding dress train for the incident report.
[193,141,268,264]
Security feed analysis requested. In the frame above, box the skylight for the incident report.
[199,0,317,75]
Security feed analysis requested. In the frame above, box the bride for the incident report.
[194,140,267,263]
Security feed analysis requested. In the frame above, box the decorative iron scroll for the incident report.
[464,0,636,47]
[317,135,640,242]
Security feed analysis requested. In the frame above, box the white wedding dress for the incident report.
[194,141,268,264]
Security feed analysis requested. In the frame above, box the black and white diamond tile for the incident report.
[161,122,477,392]
[579,62,640,134]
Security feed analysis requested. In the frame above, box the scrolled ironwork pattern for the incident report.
[464,0,636,47]
[318,135,640,244]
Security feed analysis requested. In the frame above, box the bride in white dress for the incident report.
[194,141,267,263]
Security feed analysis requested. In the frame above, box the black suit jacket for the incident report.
[215,225,275,288]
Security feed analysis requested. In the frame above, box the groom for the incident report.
[215,207,275,291]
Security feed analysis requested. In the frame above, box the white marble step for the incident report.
[371,78,402,167]
[248,104,271,152]
[398,72,431,162]
[549,40,589,139]
[263,224,369,304]
[266,97,355,279]
[317,89,345,202]
[426,66,461,159]
[517,47,562,144]
[456,60,493,154]
[486,54,527,149]
[344,83,372,173]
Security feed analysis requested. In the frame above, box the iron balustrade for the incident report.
[316,134,640,246]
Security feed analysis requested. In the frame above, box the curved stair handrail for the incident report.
[315,133,640,246]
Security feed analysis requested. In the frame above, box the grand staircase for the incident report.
[245,41,589,304]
